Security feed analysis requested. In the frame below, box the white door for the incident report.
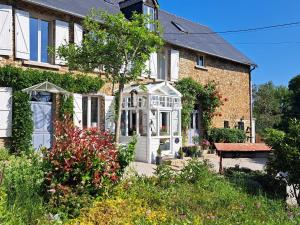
[188,111,200,145]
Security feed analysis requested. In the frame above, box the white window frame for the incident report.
[157,48,169,81]
[143,5,155,31]
[82,95,101,129]
[29,17,51,64]
[196,55,205,68]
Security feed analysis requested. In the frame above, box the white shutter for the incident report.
[170,49,180,81]
[150,52,157,79]
[105,96,115,133]
[55,20,69,65]
[74,23,83,46]
[141,58,150,78]
[0,4,12,56]
[15,9,30,60]
[0,87,12,137]
[73,93,83,129]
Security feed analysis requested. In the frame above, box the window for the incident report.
[172,111,180,136]
[159,96,166,107]
[30,17,51,63]
[196,55,205,68]
[159,138,170,151]
[150,110,158,136]
[139,110,147,136]
[143,5,155,31]
[224,121,230,128]
[238,121,245,131]
[157,49,167,80]
[82,96,100,128]
[171,21,186,33]
[160,112,170,136]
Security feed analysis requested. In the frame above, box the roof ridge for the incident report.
[159,9,211,30]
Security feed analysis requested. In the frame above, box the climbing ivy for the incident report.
[175,78,224,141]
[0,66,104,153]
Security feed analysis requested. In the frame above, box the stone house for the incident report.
[0,0,256,163]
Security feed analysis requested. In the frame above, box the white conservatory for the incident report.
[120,82,182,163]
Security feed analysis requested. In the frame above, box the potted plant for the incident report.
[156,146,162,165]
[178,148,184,159]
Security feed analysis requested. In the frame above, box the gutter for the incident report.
[249,65,257,143]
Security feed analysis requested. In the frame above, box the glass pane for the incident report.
[172,111,179,136]
[195,113,199,130]
[128,110,137,136]
[82,97,88,128]
[150,110,157,136]
[159,96,165,107]
[41,20,49,63]
[91,97,98,127]
[160,138,170,151]
[30,18,38,61]
[158,50,166,80]
[160,112,170,136]
[139,110,147,136]
[121,110,126,136]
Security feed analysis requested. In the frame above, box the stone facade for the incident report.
[176,46,252,131]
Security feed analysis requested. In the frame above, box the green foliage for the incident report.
[175,78,223,135]
[118,136,137,175]
[208,128,246,143]
[0,65,103,153]
[154,164,175,187]
[59,95,74,119]
[11,91,33,153]
[224,167,286,199]
[265,119,300,205]
[73,159,300,224]
[253,82,291,135]
[0,151,49,225]
[289,74,300,120]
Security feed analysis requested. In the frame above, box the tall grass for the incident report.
[0,149,50,225]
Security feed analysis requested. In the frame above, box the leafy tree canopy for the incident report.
[289,74,300,120]
[57,10,164,142]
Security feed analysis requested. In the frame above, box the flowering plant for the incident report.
[43,118,120,200]
[201,139,211,148]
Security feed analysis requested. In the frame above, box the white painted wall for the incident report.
[0,87,12,137]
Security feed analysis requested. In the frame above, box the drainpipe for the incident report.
[249,65,256,143]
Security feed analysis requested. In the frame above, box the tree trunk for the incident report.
[115,82,124,143]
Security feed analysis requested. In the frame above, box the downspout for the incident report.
[249,65,256,143]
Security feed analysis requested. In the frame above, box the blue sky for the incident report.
[159,0,300,86]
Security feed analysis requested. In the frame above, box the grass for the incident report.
[70,160,300,225]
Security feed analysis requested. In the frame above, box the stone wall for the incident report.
[176,46,252,131]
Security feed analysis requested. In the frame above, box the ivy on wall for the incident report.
[175,78,224,142]
[0,66,104,153]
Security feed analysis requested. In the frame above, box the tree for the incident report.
[289,74,300,120]
[253,82,290,136]
[265,119,300,205]
[57,10,163,142]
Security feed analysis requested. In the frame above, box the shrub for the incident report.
[154,164,175,187]
[117,136,137,176]
[178,159,211,183]
[0,150,49,225]
[42,119,120,217]
[208,128,246,143]
[224,167,286,199]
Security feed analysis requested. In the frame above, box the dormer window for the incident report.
[143,5,156,31]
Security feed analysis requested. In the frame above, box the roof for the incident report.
[22,0,254,66]
[158,10,255,66]
[23,0,122,18]
[215,143,272,152]
[123,81,182,97]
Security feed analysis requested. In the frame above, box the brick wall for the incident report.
[177,46,251,130]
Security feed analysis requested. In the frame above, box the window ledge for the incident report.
[23,61,60,70]
[195,65,208,71]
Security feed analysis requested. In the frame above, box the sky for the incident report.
[159,0,300,86]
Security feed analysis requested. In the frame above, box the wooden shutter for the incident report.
[170,49,180,81]
[0,87,12,137]
[0,4,12,56]
[150,52,157,79]
[15,9,30,60]
[74,23,83,46]
[73,94,83,129]
[55,20,69,65]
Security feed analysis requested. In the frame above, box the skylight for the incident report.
[171,21,187,33]
[104,0,115,5]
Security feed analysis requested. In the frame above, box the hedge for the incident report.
[208,128,246,143]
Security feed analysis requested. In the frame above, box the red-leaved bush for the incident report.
[43,119,120,199]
